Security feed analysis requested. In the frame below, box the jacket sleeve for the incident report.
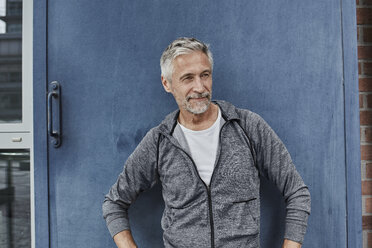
[244,111,311,244]
[102,129,159,238]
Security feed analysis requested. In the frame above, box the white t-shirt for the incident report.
[178,107,222,186]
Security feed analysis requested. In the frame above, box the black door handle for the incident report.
[48,81,62,147]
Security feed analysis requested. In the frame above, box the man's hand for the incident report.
[282,239,302,248]
[113,230,138,248]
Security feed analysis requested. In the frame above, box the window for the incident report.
[0,0,33,247]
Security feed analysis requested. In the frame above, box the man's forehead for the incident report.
[173,51,211,69]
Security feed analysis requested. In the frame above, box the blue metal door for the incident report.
[34,0,361,247]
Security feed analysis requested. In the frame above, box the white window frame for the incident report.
[0,0,33,138]
[0,0,34,247]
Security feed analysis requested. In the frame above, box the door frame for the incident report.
[33,0,361,247]
[33,0,49,247]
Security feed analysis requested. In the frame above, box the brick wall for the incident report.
[357,0,372,247]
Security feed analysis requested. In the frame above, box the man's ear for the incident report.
[161,75,172,93]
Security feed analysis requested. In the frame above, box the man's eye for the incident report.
[201,73,209,78]
[183,76,193,81]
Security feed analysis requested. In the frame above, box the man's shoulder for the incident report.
[215,100,264,124]
[215,100,272,135]
[235,107,262,122]
[142,108,179,141]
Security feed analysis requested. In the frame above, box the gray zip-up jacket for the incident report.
[103,100,311,248]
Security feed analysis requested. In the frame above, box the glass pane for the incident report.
[0,149,30,248]
[0,0,22,123]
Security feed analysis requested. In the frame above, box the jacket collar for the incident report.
[158,100,240,135]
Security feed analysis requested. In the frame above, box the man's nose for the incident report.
[193,77,205,92]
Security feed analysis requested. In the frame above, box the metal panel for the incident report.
[341,0,363,247]
[33,0,49,247]
[32,0,360,247]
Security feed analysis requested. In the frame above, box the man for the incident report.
[103,37,311,248]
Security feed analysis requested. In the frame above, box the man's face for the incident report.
[162,51,213,115]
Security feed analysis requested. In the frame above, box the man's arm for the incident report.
[113,230,138,248]
[283,239,302,248]
[102,129,159,244]
[243,111,311,244]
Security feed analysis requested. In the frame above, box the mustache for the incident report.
[186,92,211,101]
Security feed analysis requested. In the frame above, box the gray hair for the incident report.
[160,37,213,83]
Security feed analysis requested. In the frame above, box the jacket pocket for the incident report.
[232,197,257,204]
[162,200,200,231]
[232,197,258,225]
[221,197,259,237]
[163,201,211,247]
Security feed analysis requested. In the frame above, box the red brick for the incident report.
[365,62,372,76]
[361,144,372,160]
[357,0,359,5]
[358,45,372,59]
[363,181,372,195]
[364,27,372,42]
[360,111,372,125]
[366,198,372,213]
[362,0,372,5]
[363,127,372,142]
[357,8,372,24]
[363,215,372,229]
[359,78,372,92]
[361,94,365,108]
[358,27,360,42]
[368,232,372,248]
[368,94,372,108]
[367,163,372,178]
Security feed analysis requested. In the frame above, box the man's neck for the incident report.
[178,103,219,131]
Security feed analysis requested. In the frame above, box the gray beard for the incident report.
[184,92,211,114]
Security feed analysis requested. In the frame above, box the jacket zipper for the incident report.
[207,187,215,248]
[206,120,228,248]
[181,152,215,248]
[173,120,229,248]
